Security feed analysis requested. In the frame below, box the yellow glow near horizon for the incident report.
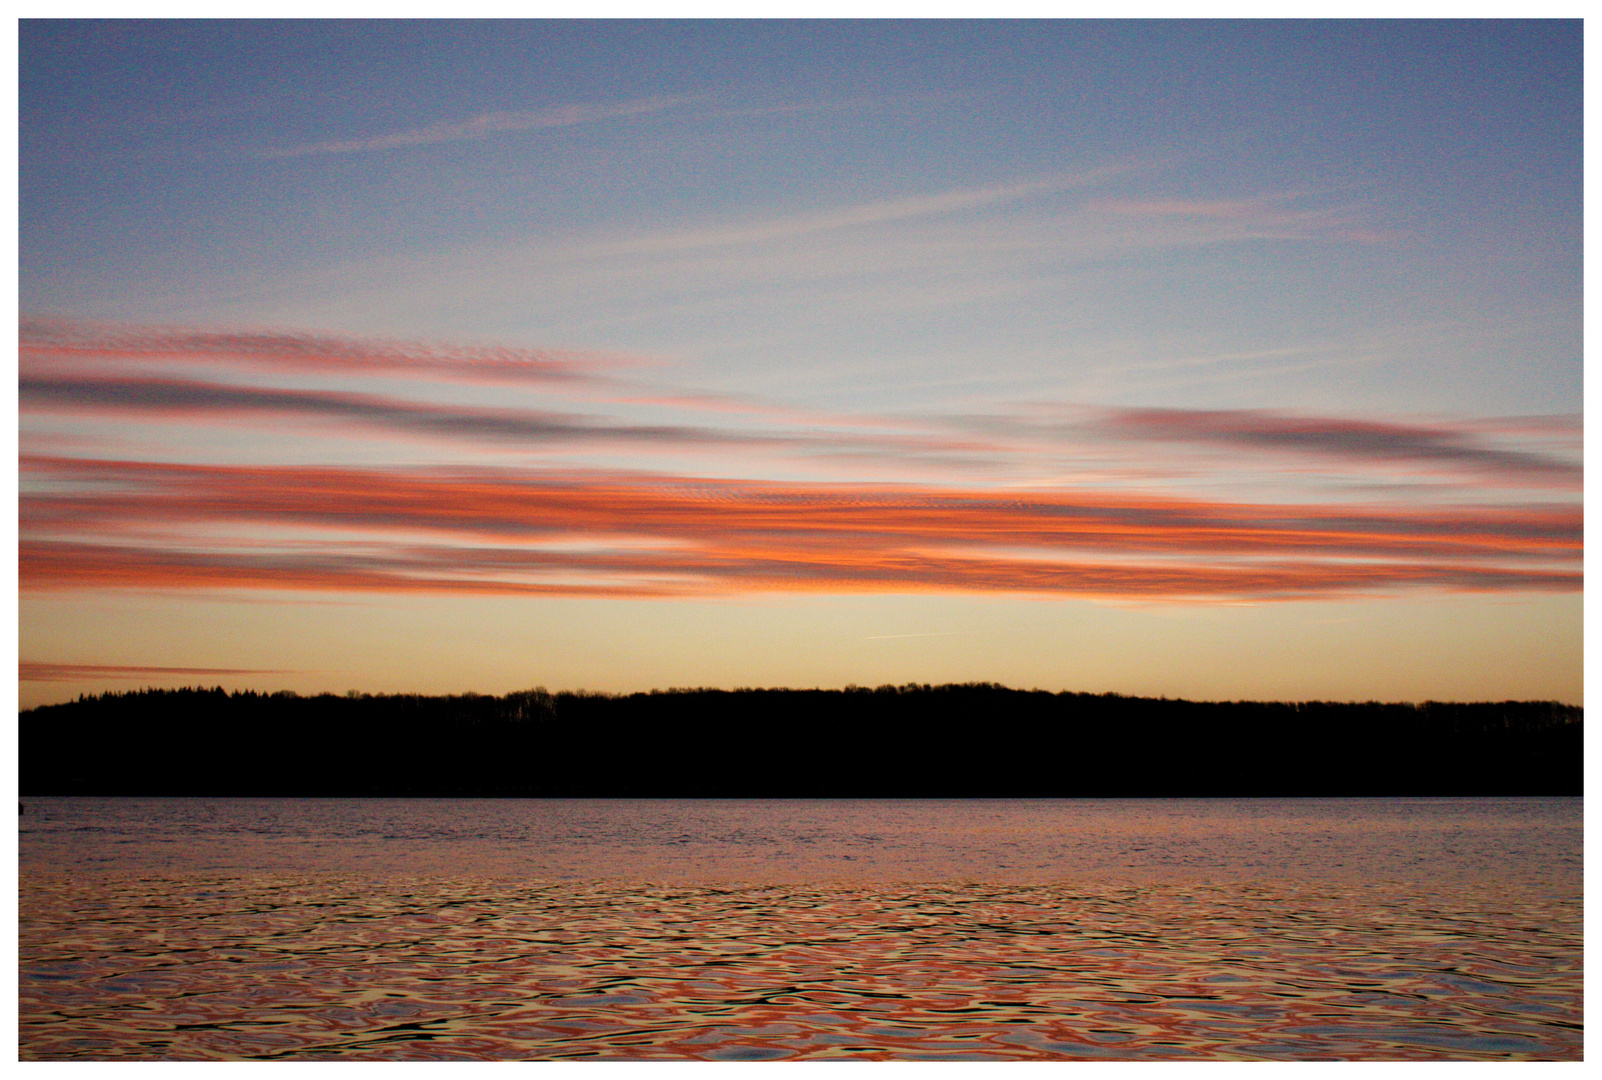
[18,590,1581,711]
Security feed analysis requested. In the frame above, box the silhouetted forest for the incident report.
[19,683,1582,797]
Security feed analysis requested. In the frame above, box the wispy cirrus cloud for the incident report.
[18,373,991,464]
[255,96,698,158]
[19,320,1581,606]
[198,173,1407,358]
[1093,406,1581,486]
[592,173,1116,255]
[20,537,1577,602]
[19,661,301,682]
[1086,193,1404,245]
[20,374,781,449]
[955,402,1581,491]
[19,317,610,384]
[1096,197,1292,218]
[20,318,1585,496]
[20,456,1580,603]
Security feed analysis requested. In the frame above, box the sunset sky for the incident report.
[17,19,1582,709]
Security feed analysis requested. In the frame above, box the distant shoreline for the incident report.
[20,683,1581,798]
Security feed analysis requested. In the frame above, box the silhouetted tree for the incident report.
[18,683,1581,797]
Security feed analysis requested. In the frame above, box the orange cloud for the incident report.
[20,457,1580,603]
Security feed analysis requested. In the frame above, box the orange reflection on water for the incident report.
[19,875,1580,1060]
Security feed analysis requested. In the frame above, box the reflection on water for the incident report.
[18,798,1583,1060]
[18,796,1584,885]
[19,875,1580,1060]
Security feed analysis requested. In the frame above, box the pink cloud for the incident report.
[19,317,617,384]
[20,457,1580,603]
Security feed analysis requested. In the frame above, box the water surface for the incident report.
[19,797,1582,1060]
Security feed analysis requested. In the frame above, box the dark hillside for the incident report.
[19,683,1582,797]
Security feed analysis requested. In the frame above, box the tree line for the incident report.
[18,683,1582,797]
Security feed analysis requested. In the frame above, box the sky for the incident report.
[15,19,1583,709]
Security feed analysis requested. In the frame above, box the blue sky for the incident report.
[17,19,1583,706]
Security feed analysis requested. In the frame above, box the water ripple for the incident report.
[19,875,1580,1061]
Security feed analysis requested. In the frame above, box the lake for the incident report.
[18,797,1582,1060]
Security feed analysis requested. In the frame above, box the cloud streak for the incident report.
[19,318,607,384]
[22,319,1581,493]
[20,537,1577,602]
[18,373,988,462]
[1083,193,1401,245]
[18,321,1581,606]
[1095,406,1582,485]
[20,457,1580,603]
[19,661,301,682]
[20,375,777,448]
[256,97,697,158]
[591,173,1115,256]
